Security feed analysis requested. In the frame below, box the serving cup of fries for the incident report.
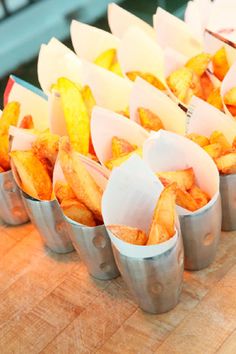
[102,155,183,314]
[187,96,236,231]
[53,137,119,280]
[144,130,221,271]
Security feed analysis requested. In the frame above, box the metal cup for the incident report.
[111,233,184,314]
[179,194,221,271]
[220,174,236,231]
[0,170,29,225]
[22,192,74,254]
[66,218,120,280]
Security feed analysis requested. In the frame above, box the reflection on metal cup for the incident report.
[66,219,120,280]
[112,233,184,314]
[0,170,29,225]
[22,192,74,254]
[220,174,236,231]
[179,194,221,271]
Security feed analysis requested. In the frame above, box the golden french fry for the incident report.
[105,148,142,170]
[0,135,10,171]
[57,77,90,155]
[232,136,236,149]
[200,72,214,101]
[176,188,199,211]
[59,136,103,221]
[215,152,236,174]
[10,150,52,200]
[212,47,229,81]
[112,136,136,158]
[54,180,76,204]
[107,224,148,245]
[117,107,130,118]
[147,222,170,245]
[157,168,194,191]
[186,133,209,147]
[137,107,164,131]
[203,143,222,159]
[209,130,231,153]
[207,87,223,111]
[226,104,236,117]
[224,87,236,107]
[126,71,166,90]
[61,198,96,226]
[189,184,209,208]
[110,61,123,77]
[185,52,211,77]
[19,115,34,129]
[94,48,117,69]
[0,101,20,135]
[81,85,96,118]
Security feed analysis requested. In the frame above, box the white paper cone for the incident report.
[129,77,187,135]
[164,47,188,78]
[187,96,236,143]
[204,30,236,66]
[108,2,156,40]
[143,129,219,215]
[71,20,120,61]
[221,61,236,118]
[207,4,236,42]
[91,106,149,166]
[102,154,178,258]
[154,7,203,57]
[48,91,67,136]
[9,126,37,151]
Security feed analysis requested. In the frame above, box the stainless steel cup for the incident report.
[220,174,236,231]
[22,192,74,253]
[0,170,29,225]
[66,218,120,280]
[112,233,184,314]
[179,194,221,271]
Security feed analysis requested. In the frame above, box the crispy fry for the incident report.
[176,188,198,211]
[10,150,52,200]
[203,143,222,159]
[117,107,130,118]
[19,115,34,129]
[186,133,209,147]
[209,130,231,153]
[185,53,211,77]
[94,48,117,69]
[226,104,236,117]
[110,61,123,77]
[0,101,20,135]
[54,180,76,204]
[215,152,236,174]
[189,185,209,208]
[207,87,223,110]
[0,135,10,171]
[200,72,214,101]
[81,85,96,118]
[111,136,136,158]
[105,148,142,170]
[224,87,236,107]
[61,198,96,226]
[137,107,164,131]
[0,166,4,173]
[59,136,103,221]
[107,224,148,245]
[232,136,236,149]
[157,168,194,191]
[126,71,166,90]
[212,47,229,81]
[147,222,170,245]
[57,77,90,155]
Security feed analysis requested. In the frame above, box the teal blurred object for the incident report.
[0,0,187,103]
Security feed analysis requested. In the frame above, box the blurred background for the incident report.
[0,0,188,103]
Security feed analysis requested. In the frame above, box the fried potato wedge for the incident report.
[147,222,170,245]
[61,198,96,226]
[126,71,166,90]
[112,136,136,158]
[224,87,236,107]
[59,136,103,221]
[186,133,209,147]
[107,224,148,245]
[117,107,130,118]
[19,115,34,129]
[189,185,209,208]
[81,85,96,118]
[137,107,164,131]
[54,180,76,204]
[212,47,229,81]
[0,135,10,171]
[185,52,211,77]
[94,48,117,69]
[200,72,214,101]
[203,143,222,159]
[207,87,223,110]
[57,77,90,155]
[10,150,52,200]
[0,101,20,134]
[110,61,123,77]
[157,168,194,191]
[176,188,198,211]
[209,130,231,153]
[0,166,4,173]
[105,148,142,170]
[226,104,236,117]
[215,152,236,174]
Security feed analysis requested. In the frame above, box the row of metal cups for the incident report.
[0,170,234,314]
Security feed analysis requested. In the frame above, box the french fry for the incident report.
[0,101,20,135]
[94,48,117,69]
[200,72,214,101]
[0,166,4,173]
[105,148,142,170]
[146,222,169,245]
[226,105,236,117]
[189,185,209,208]
[215,152,236,174]
[10,150,52,200]
[232,136,236,149]
[126,71,166,90]
[157,168,194,191]
[110,61,123,77]
[111,136,136,158]
[59,136,103,221]
[224,87,236,107]
[185,52,211,77]
[212,47,229,81]
[54,180,76,204]
[176,187,199,212]
[117,107,130,118]
[186,133,209,147]
[57,77,90,155]
[0,135,10,171]
[137,107,164,131]
[207,87,223,111]
[203,143,222,159]
[209,131,231,153]
[61,198,96,226]
[81,85,96,118]
[107,224,148,245]
[19,115,34,129]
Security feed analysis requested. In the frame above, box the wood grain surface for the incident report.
[0,219,236,354]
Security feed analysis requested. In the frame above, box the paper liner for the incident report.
[4,75,49,131]
[108,2,156,40]
[204,30,236,66]
[187,96,236,143]
[163,47,188,78]
[129,77,187,135]
[207,4,236,42]
[117,26,165,85]
[71,20,120,61]
[154,7,203,57]
[37,38,83,94]
[48,91,67,136]
[143,129,219,216]
[102,154,178,258]
[221,61,236,118]
[91,106,149,166]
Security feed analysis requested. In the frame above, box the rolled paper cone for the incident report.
[184,0,211,40]
[108,2,156,40]
[221,61,236,118]
[207,3,236,42]
[204,30,236,66]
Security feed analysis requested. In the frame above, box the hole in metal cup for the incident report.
[150,283,163,295]
[2,180,17,192]
[93,234,106,249]
[203,233,214,246]
[99,262,111,272]
[55,221,67,234]
[11,207,25,218]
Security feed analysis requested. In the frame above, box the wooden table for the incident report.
[1,220,236,354]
